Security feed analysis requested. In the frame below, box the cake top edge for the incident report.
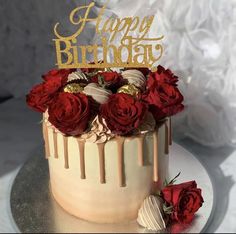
[26,64,184,139]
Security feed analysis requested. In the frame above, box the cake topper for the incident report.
[53,1,164,71]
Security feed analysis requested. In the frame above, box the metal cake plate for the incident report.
[10,143,215,233]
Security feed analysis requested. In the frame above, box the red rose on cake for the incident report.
[147,65,178,88]
[100,93,147,135]
[26,78,64,113]
[91,71,124,89]
[26,65,185,136]
[142,83,184,120]
[48,92,92,136]
[161,181,204,224]
[26,69,75,113]
[42,68,75,84]
[142,66,184,120]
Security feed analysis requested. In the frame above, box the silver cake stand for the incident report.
[10,143,215,233]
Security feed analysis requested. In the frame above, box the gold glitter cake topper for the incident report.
[53,1,164,71]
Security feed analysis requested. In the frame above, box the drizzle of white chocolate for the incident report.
[121,69,146,90]
[67,71,88,82]
[83,83,112,104]
[137,195,166,231]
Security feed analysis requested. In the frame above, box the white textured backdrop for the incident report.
[0,0,236,147]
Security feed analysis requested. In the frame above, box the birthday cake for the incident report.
[26,65,183,223]
[26,2,204,232]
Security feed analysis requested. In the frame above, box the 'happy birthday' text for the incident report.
[53,2,164,70]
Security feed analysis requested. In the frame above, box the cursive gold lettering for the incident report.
[53,1,164,70]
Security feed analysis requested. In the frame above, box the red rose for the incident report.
[42,68,75,84]
[142,65,184,120]
[91,71,123,88]
[142,82,184,120]
[26,69,75,113]
[100,93,147,135]
[161,181,204,224]
[147,65,178,89]
[26,77,65,113]
[48,92,91,136]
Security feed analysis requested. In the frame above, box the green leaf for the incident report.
[163,172,181,187]
[163,203,173,215]
[164,178,169,187]
[98,74,106,87]
[86,71,98,77]
[169,172,181,185]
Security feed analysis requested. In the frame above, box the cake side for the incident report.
[44,119,170,223]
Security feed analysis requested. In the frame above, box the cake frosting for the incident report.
[43,117,171,223]
[81,116,115,144]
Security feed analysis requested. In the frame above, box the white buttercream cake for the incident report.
[26,66,184,226]
[43,116,171,223]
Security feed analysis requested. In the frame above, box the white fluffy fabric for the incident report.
[90,0,236,147]
[0,0,235,147]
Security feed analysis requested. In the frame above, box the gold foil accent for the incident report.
[117,84,140,97]
[64,83,83,93]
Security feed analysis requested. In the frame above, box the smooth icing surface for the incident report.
[45,122,169,223]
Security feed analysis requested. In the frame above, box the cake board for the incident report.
[10,143,215,233]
